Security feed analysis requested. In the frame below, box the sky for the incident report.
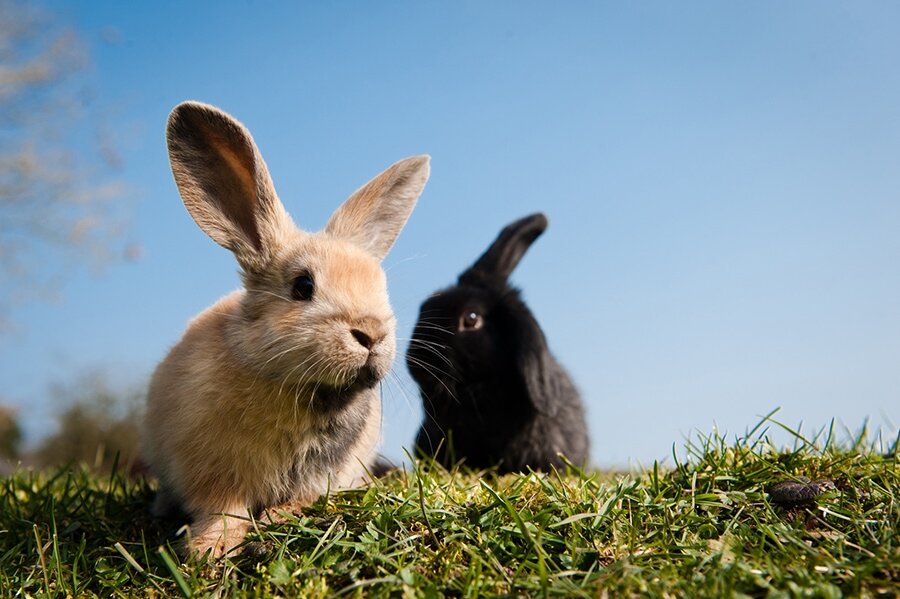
[2,1,899,467]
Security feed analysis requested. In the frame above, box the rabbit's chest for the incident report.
[281,391,372,490]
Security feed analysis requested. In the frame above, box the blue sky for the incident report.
[2,1,899,466]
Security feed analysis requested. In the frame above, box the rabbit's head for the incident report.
[167,102,429,404]
[407,213,558,410]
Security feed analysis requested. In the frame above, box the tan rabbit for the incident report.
[144,101,429,558]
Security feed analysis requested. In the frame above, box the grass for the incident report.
[1,416,898,597]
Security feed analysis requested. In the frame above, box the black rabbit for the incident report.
[407,213,589,472]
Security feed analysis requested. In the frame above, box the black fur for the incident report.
[407,213,589,473]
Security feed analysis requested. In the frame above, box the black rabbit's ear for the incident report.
[459,213,548,284]
[514,323,561,417]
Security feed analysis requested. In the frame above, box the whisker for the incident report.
[406,343,457,373]
[246,288,293,302]
[406,351,458,381]
[406,355,459,403]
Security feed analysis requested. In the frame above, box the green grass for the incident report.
[2,417,898,597]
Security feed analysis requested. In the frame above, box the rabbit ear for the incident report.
[325,155,430,260]
[514,325,561,417]
[166,101,293,273]
[460,213,548,284]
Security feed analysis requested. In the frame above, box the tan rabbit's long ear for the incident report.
[325,155,430,261]
[166,101,293,273]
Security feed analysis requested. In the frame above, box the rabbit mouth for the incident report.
[308,365,380,414]
[350,364,381,389]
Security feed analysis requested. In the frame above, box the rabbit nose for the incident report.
[351,329,375,350]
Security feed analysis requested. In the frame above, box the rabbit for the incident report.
[407,213,589,473]
[143,101,430,558]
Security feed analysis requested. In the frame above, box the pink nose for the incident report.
[351,328,374,350]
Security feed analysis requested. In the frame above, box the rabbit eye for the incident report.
[459,310,483,331]
[291,274,315,301]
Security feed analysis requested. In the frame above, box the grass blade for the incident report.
[158,546,192,598]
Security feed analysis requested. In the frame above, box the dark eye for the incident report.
[459,310,483,331]
[291,273,315,301]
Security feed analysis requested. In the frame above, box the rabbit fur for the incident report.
[407,213,588,473]
[144,101,429,557]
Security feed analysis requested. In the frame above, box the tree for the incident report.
[33,371,142,472]
[0,0,134,331]
[0,404,21,460]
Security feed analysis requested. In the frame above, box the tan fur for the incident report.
[326,155,430,259]
[145,101,429,558]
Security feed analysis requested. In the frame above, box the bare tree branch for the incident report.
[0,0,135,332]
